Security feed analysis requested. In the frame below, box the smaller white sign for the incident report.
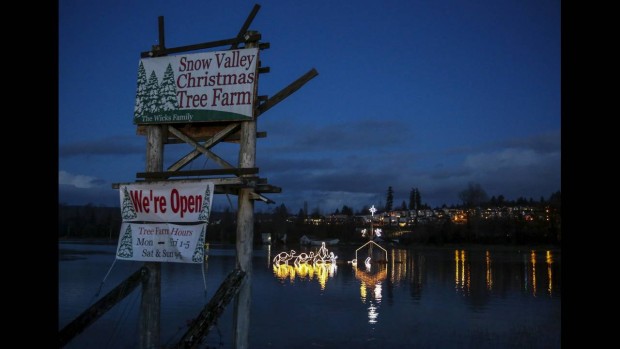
[115,222,207,263]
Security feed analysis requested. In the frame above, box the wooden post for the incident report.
[233,31,259,349]
[140,125,163,349]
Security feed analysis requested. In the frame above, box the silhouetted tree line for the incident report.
[58,204,122,240]
[58,187,560,246]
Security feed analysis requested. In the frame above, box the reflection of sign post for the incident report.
[134,48,259,124]
[116,182,214,264]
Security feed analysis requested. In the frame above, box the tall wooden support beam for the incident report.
[232,31,259,349]
[140,89,165,348]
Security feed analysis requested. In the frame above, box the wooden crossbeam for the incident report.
[164,131,266,144]
[141,34,261,58]
[257,68,319,117]
[113,177,253,189]
[255,184,282,194]
[137,168,259,179]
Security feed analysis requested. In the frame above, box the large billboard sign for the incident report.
[133,48,258,124]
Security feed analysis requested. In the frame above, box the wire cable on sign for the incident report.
[226,192,234,211]
[106,284,140,348]
[92,257,118,301]
[202,258,208,300]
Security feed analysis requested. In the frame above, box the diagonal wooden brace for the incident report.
[167,124,240,171]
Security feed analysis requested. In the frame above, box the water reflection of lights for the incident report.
[368,302,379,324]
[454,250,470,295]
[531,250,537,297]
[272,263,337,290]
[354,265,387,288]
[374,282,382,300]
[390,249,407,286]
[455,250,459,290]
[546,250,553,296]
[486,250,493,291]
[353,264,386,325]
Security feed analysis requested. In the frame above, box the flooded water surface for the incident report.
[59,242,560,348]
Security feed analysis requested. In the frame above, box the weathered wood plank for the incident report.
[137,125,265,143]
[256,68,319,117]
[140,34,260,58]
[141,125,164,349]
[59,267,147,348]
[136,167,259,179]
[112,177,254,189]
[230,4,261,50]
[172,269,247,349]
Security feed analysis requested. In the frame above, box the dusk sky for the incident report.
[59,0,561,215]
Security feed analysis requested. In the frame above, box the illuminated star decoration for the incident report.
[369,205,377,216]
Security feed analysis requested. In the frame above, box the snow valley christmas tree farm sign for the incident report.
[116,182,214,263]
[133,48,259,124]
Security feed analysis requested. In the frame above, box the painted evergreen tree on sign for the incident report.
[121,187,137,220]
[192,225,206,263]
[160,63,178,111]
[134,61,148,118]
[117,225,134,258]
[146,70,161,113]
[198,185,212,221]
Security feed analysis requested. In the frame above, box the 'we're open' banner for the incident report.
[119,182,214,222]
[133,48,258,124]
[116,182,214,263]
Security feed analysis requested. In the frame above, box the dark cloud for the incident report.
[263,118,413,153]
[254,130,560,212]
[492,130,560,154]
[59,135,143,157]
